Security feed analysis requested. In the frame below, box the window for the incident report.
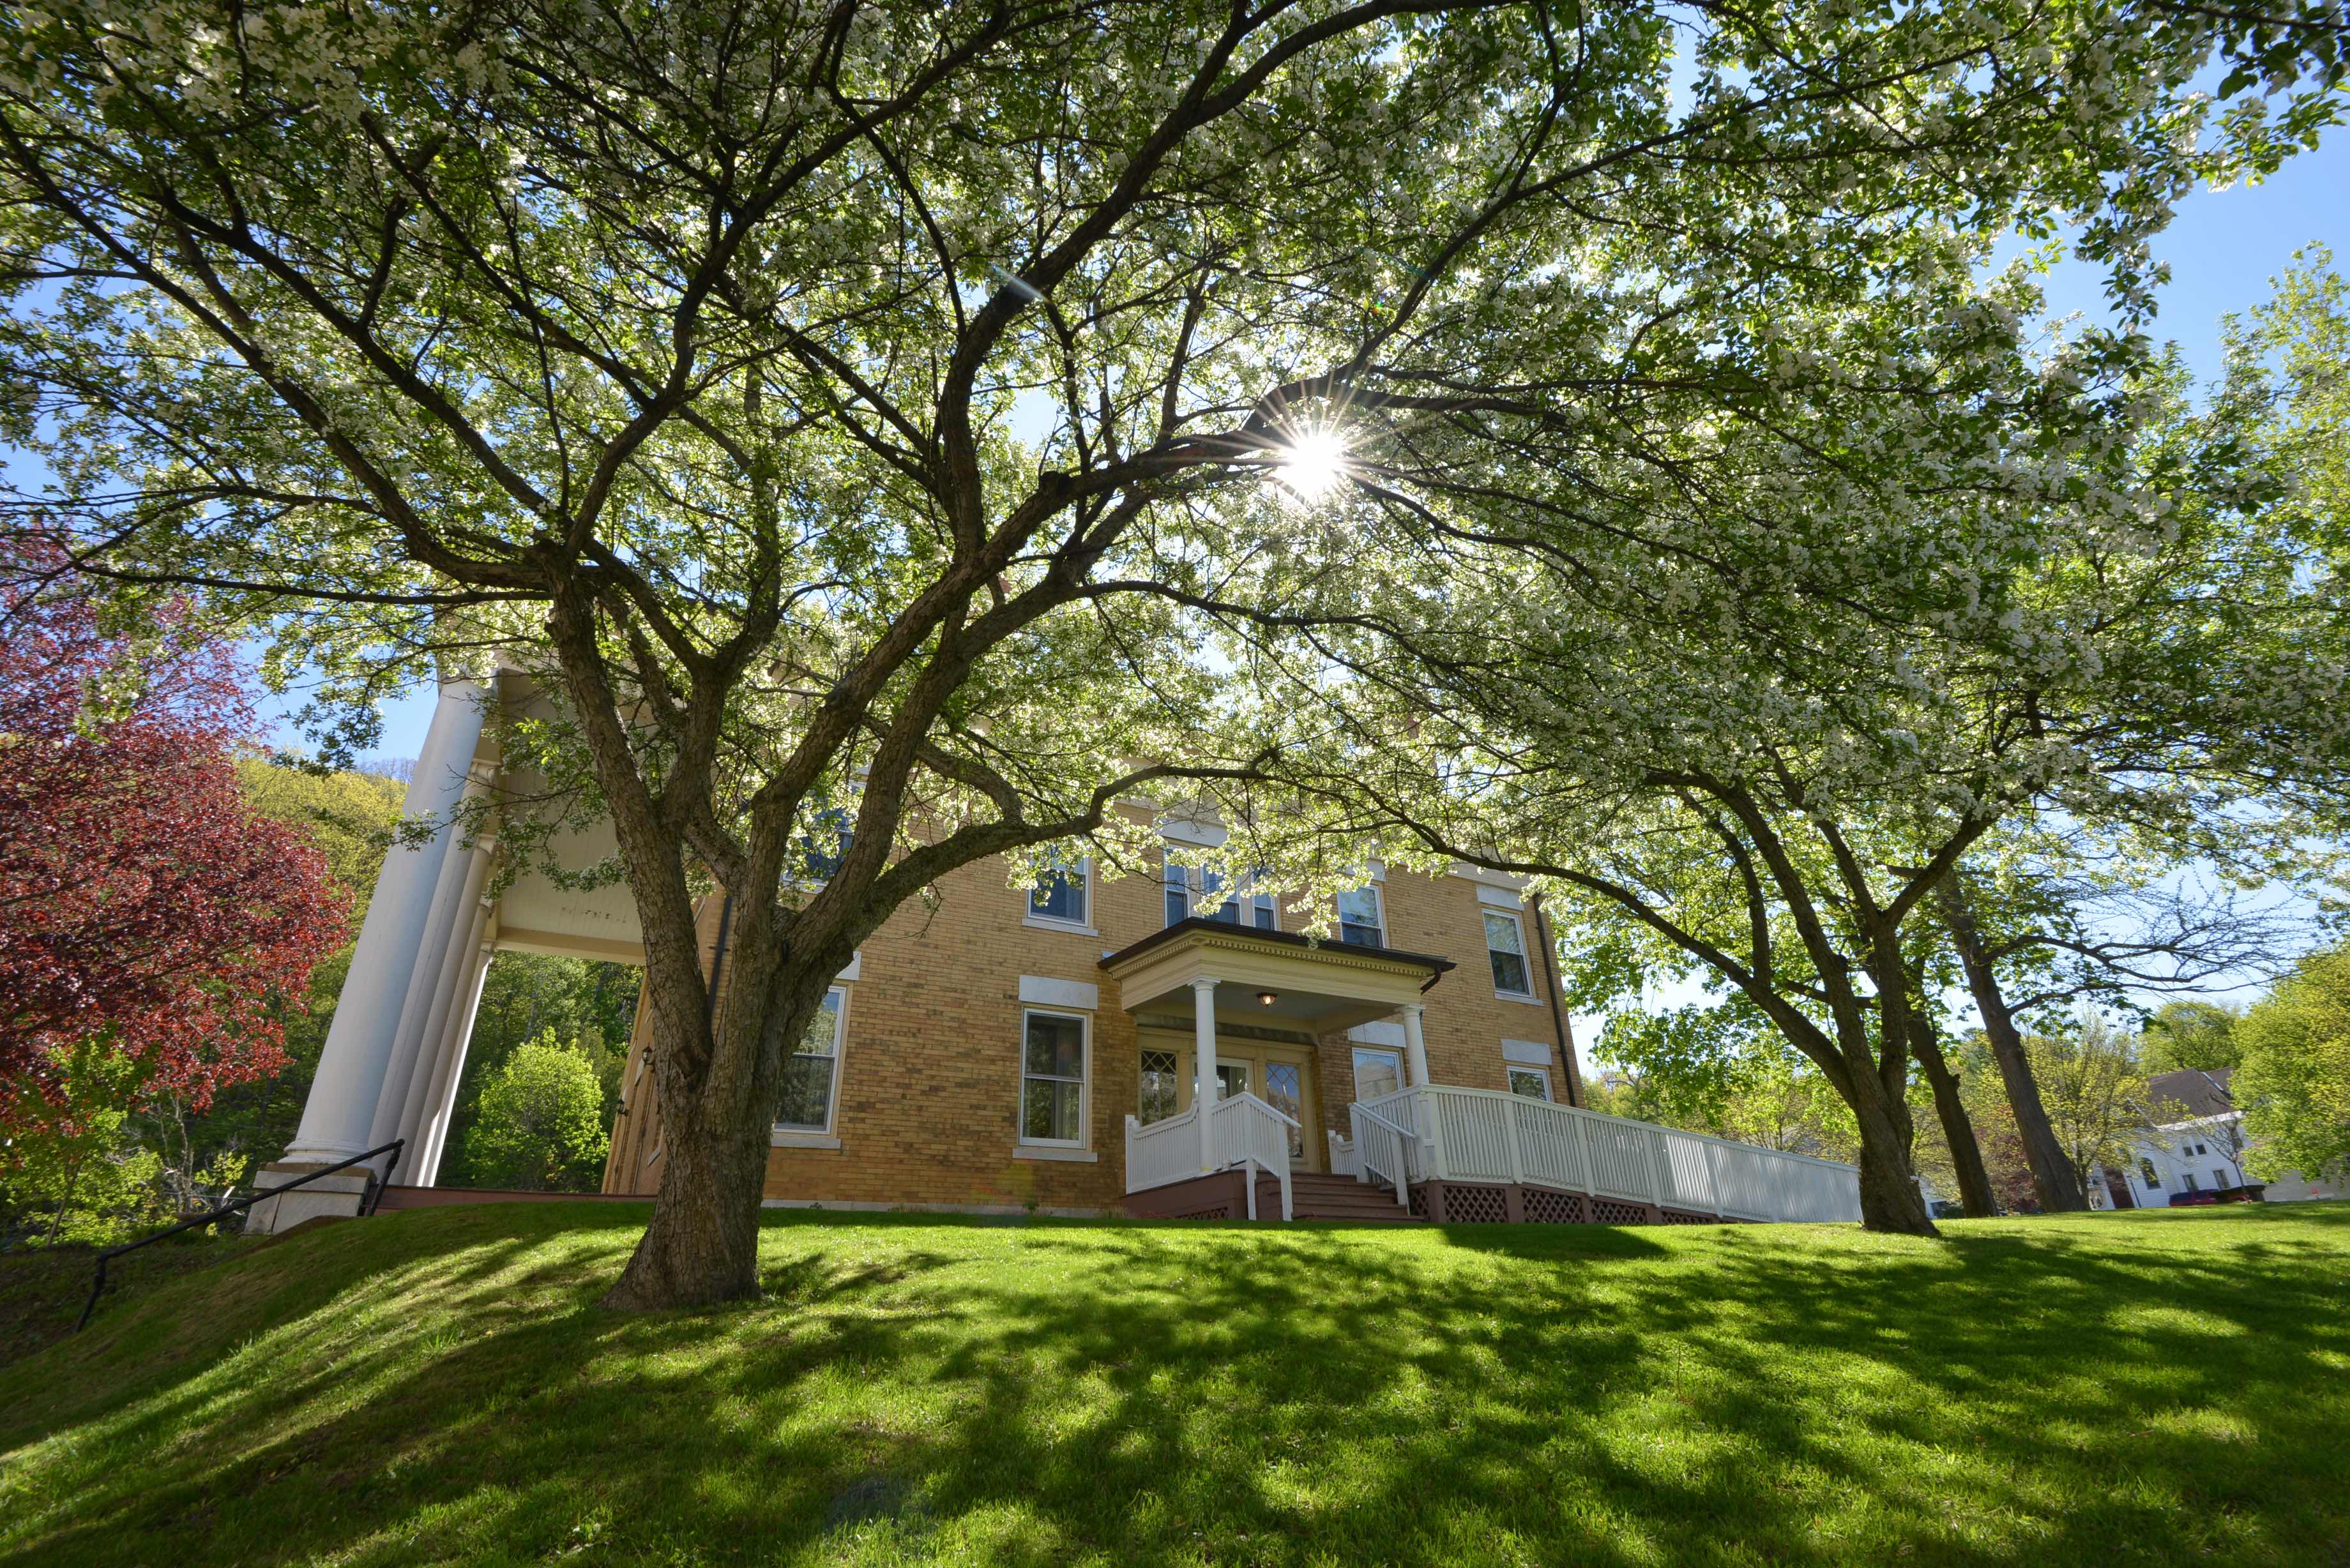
[1484,910,1533,997]
[1020,1009,1088,1144]
[1139,1048,1181,1125]
[2141,1157,2161,1190]
[1337,885,1385,947]
[2181,1171,2199,1192]
[1027,859,1090,928]
[1353,1046,1404,1101]
[1508,1066,1554,1101]
[2213,1168,2228,1189]
[792,807,854,882]
[1165,863,1277,929]
[776,988,845,1132]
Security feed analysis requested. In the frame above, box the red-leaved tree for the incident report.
[0,555,347,1130]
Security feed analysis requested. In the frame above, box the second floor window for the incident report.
[1165,864,1275,929]
[1029,861,1089,926]
[1337,885,1384,946]
[1484,910,1532,996]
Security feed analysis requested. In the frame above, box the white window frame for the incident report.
[1506,1064,1554,1101]
[1482,908,1537,1000]
[772,985,848,1144]
[1019,1006,1091,1149]
[1337,883,1386,947]
[1023,857,1096,934]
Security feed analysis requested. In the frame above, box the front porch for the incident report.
[1102,919,1862,1227]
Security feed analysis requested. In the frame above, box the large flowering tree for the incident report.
[2,1,2332,1288]
[0,557,346,1133]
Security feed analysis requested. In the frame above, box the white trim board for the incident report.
[1019,975,1100,1011]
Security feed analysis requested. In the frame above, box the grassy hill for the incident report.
[3,1204,2346,1566]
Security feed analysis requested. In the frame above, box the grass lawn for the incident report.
[2,1205,2346,1566]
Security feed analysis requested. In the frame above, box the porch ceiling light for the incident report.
[1257,990,1279,1007]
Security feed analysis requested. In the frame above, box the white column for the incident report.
[366,769,493,1161]
[394,879,491,1158]
[416,937,496,1184]
[1400,1002,1431,1087]
[282,677,488,1166]
[389,841,494,1153]
[1192,977,1220,1174]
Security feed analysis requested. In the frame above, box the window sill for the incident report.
[1022,915,1100,937]
[770,1131,843,1150]
[1013,1145,1099,1163]
[1494,990,1546,1006]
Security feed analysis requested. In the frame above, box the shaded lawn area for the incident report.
[0,1231,268,1371]
[1,1205,2346,1566]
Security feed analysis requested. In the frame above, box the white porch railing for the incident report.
[1125,1104,1202,1195]
[1360,1084,1862,1223]
[1346,1103,1414,1212]
[1125,1091,1298,1221]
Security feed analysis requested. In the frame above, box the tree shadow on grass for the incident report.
[3,1205,2346,1567]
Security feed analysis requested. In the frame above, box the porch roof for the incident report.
[1097,918,1455,1034]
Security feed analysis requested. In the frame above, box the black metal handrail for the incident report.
[75,1138,404,1333]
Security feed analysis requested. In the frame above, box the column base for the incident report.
[245,1163,375,1236]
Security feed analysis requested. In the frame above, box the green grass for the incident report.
[2,1205,2347,1566]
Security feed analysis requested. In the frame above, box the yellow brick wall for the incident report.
[603,847,1577,1212]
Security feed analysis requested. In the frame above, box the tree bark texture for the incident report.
[1910,1018,2001,1218]
[1936,877,2090,1212]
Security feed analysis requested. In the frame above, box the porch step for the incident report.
[1277,1172,1425,1224]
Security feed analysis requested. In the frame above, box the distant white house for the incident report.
[2093,1068,2344,1209]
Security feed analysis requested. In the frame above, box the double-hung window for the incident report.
[777,988,846,1133]
[1165,863,1277,929]
[1337,885,1384,947]
[1484,910,1533,997]
[1028,859,1091,928]
[1020,1009,1088,1145]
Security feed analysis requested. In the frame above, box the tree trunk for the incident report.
[1910,1018,1999,1218]
[598,1090,770,1309]
[1936,878,2090,1212]
[1845,1069,1939,1235]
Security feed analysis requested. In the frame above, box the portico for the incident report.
[1103,919,1456,1217]
[247,674,649,1233]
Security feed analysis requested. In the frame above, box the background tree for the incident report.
[438,954,637,1189]
[2234,947,2350,1186]
[2143,1000,2245,1073]
[2024,1011,2158,1198]
[466,1030,611,1193]
[0,557,347,1131]
[4,0,2337,1288]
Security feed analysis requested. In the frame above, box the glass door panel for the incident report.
[1263,1062,1306,1159]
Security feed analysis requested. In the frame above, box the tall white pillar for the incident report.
[368,771,494,1163]
[1400,1002,1431,1087]
[281,677,488,1166]
[417,937,496,1185]
[394,877,492,1158]
[1192,977,1221,1173]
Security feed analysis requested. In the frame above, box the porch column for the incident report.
[1400,1002,1431,1086]
[1192,976,1220,1173]
[371,791,494,1161]
[393,870,492,1161]
[416,934,497,1185]
[280,677,488,1167]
